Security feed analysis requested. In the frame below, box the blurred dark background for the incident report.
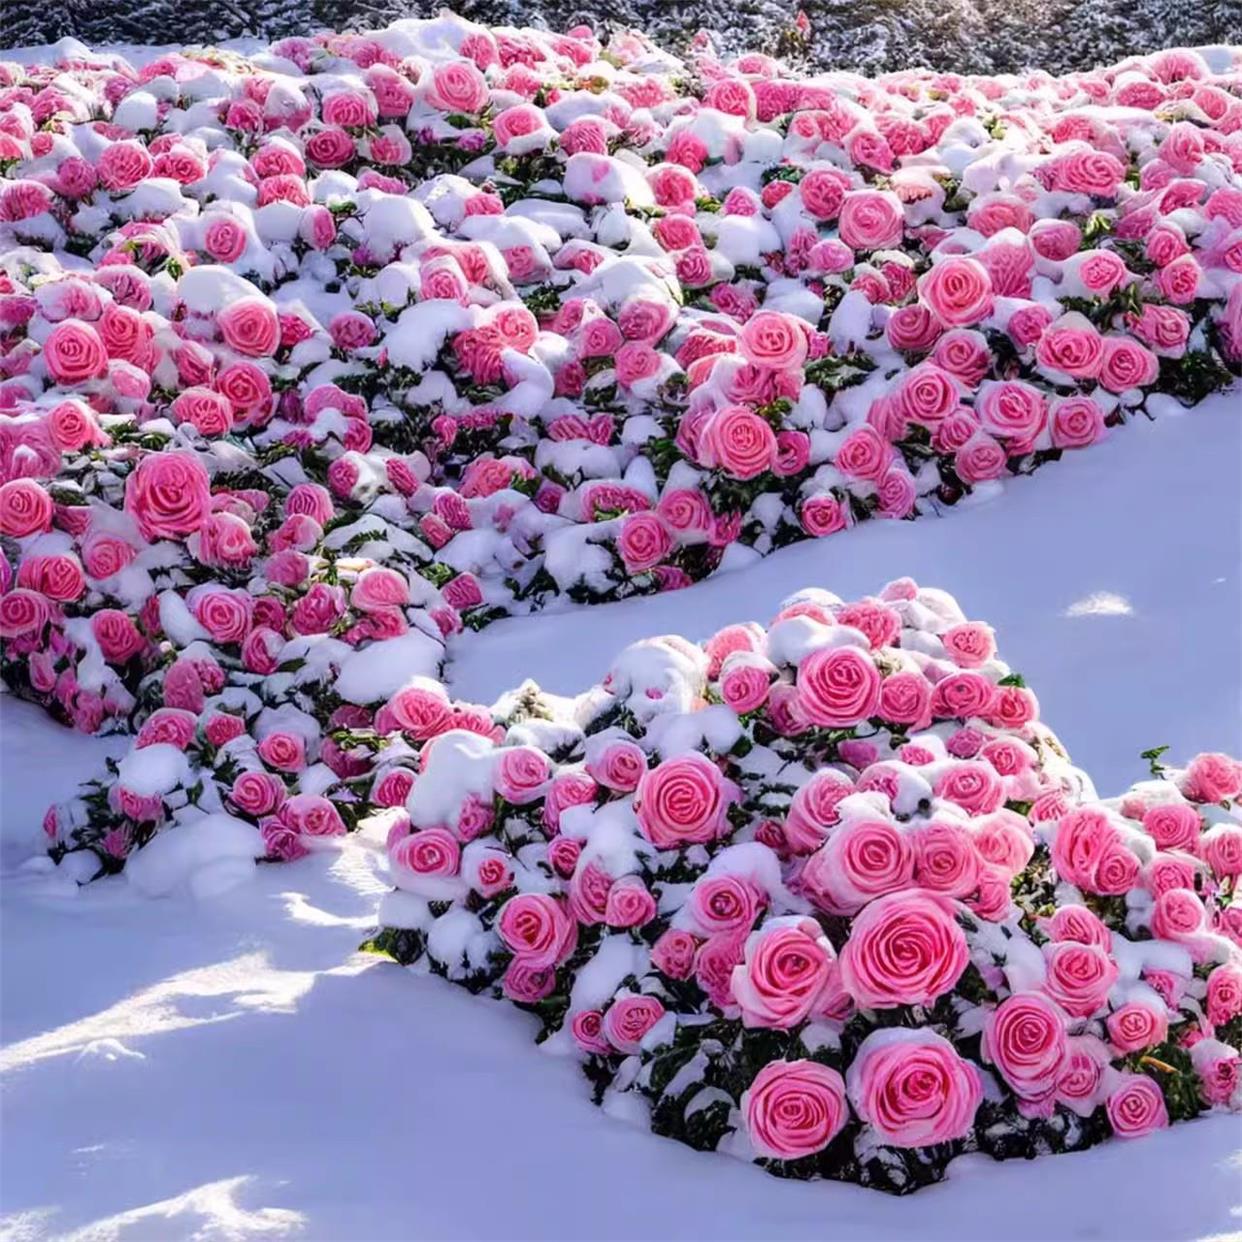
[4,0,1240,75]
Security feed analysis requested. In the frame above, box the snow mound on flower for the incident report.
[125,813,262,898]
[365,578,1242,1193]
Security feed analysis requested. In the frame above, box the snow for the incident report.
[333,629,444,704]
[125,814,263,899]
[1,388,1241,1239]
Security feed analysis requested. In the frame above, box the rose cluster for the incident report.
[1,259,468,870]
[364,577,1242,1192]
[3,21,1241,643]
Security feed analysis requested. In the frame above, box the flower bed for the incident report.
[2,18,1241,873]
[364,578,1242,1192]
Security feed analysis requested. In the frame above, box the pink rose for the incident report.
[502,959,556,1003]
[895,363,959,426]
[1203,825,1242,879]
[651,928,699,980]
[570,1009,611,1055]
[1151,887,1207,941]
[43,319,107,385]
[689,874,762,936]
[743,1060,848,1160]
[738,311,808,371]
[203,215,247,263]
[230,771,286,817]
[940,622,996,670]
[427,61,490,114]
[1098,337,1159,393]
[1036,315,1103,380]
[976,380,1047,445]
[391,827,461,878]
[919,257,994,327]
[1107,1001,1169,1055]
[1105,1074,1169,1139]
[189,585,253,645]
[602,993,666,1053]
[954,432,1007,485]
[634,753,733,850]
[785,770,853,854]
[217,297,280,357]
[604,875,657,929]
[839,890,968,1008]
[497,893,576,969]
[618,512,673,573]
[1141,802,1200,851]
[1043,941,1119,1018]
[913,820,980,897]
[1050,396,1105,449]
[1051,807,1121,889]
[847,1028,982,1147]
[1191,1040,1240,1106]
[1207,964,1242,1026]
[1185,752,1242,803]
[796,645,881,728]
[834,425,892,483]
[838,189,904,251]
[124,452,212,542]
[718,652,774,714]
[799,168,851,221]
[91,609,145,664]
[732,918,836,1029]
[1055,1034,1111,1116]
[1042,904,1111,949]
[585,740,647,793]
[982,993,1070,1101]
[257,731,306,773]
[878,671,933,730]
[0,479,53,538]
[799,819,914,915]
[801,494,848,538]
[700,406,777,480]
[495,746,551,805]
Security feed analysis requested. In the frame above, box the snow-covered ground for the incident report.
[2,391,1241,1241]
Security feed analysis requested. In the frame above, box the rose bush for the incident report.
[361,578,1242,1193]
